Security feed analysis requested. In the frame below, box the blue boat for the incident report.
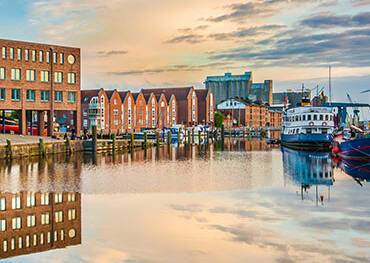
[281,106,335,150]
[340,159,370,184]
[337,137,370,160]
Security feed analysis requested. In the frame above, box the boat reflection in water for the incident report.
[339,159,370,186]
[282,147,334,205]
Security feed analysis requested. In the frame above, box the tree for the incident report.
[214,111,224,129]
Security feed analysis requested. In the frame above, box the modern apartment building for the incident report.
[0,39,81,136]
[205,71,273,106]
[0,191,81,260]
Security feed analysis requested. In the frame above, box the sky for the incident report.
[0,0,370,106]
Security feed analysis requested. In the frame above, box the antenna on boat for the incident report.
[329,65,332,105]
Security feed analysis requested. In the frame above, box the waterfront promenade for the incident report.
[0,134,59,145]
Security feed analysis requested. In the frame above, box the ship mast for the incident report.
[329,65,332,105]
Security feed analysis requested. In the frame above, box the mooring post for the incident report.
[177,128,181,146]
[112,133,116,152]
[130,132,134,150]
[65,137,72,154]
[167,130,172,146]
[39,138,46,157]
[206,130,209,143]
[198,130,201,144]
[191,128,195,144]
[92,126,97,153]
[221,124,225,142]
[156,130,160,147]
[143,131,148,149]
[5,139,12,160]
[187,129,191,145]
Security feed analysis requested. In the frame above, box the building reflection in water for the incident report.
[0,155,82,260]
[281,147,334,206]
[0,191,81,260]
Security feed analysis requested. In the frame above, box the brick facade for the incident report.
[0,39,81,136]
[133,92,147,132]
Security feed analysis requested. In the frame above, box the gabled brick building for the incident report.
[195,89,214,125]
[133,92,147,131]
[142,92,158,129]
[119,91,135,132]
[106,89,122,133]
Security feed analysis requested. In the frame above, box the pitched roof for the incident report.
[141,87,193,101]
[195,89,209,101]
[105,90,115,100]
[118,91,128,101]
[80,89,101,103]
[132,92,141,101]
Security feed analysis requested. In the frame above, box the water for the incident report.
[0,139,369,263]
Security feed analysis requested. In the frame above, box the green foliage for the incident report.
[214,111,224,129]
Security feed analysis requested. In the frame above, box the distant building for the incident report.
[205,71,273,106]
[272,90,311,109]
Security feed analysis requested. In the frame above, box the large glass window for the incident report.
[11,68,21,80]
[60,53,64,64]
[0,67,5,80]
[11,89,20,101]
[53,52,57,64]
[41,90,50,102]
[27,215,36,227]
[46,51,50,63]
[41,212,50,225]
[67,72,76,84]
[68,208,76,220]
[55,91,63,102]
[11,194,21,209]
[26,90,35,101]
[55,193,63,203]
[55,211,63,223]
[39,50,44,62]
[0,197,5,211]
[26,69,36,81]
[12,217,21,229]
[26,192,36,207]
[31,50,36,62]
[25,49,29,61]
[0,219,6,231]
[41,193,49,205]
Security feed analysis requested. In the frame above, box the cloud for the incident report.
[97,50,128,56]
[208,24,285,41]
[352,0,370,6]
[164,34,205,44]
[209,27,370,67]
[301,11,370,28]
[107,62,234,76]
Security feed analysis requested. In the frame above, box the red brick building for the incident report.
[245,104,268,129]
[106,89,122,133]
[133,92,147,132]
[119,91,135,132]
[142,92,158,129]
[195,89,214,125]
[0,39,81,136]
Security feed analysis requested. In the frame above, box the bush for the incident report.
[214,112,224,129]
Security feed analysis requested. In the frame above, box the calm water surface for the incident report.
[0,139,369,263]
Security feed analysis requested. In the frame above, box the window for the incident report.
[60,53,64,64]
[2,47,6,59]
[53,52,57,64]
[55,211,63,223]
[54,230,58,241]
[308,114,311,121]
[11,238,15,250]
[27,215,36,227]
[10,47,14,59]
[40,70,49,82]
[313,114,318,121]
[32,50,36,62]
[61,229,64,241]
[41,90,50,102]
[41,193,49,205]
[46,51,50,63]
[26,192,36,207]
[68,208,76,220]
[47,232,51,243]
[12,194,21,209]
[55,91,63,102]
[67,193,75,202]
[26,69,36,81]
[18,237,22,249]
[17,48,22,60]
[54,72,63,83]
[3,240,7,252]
[0,197,5,210]
[25,49,29,61]
[0,219,6,231]
[11,89,20,101]
[39,50,44,62]
[319,114,324,121]
[12,217,21,229]
[41,212,50,225]
[68,91,76,103]
[26,90,35,101]
[33,234,37,246]
[0,67,5,80]
[67,72,76,84]
[40,233,44,245]
[25,235,30,247]
[55,193,63,203]
[11,68,21,80]
[83,119,88,127]
[325,114,329,121]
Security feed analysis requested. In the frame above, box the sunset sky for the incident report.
[1,0,370,105]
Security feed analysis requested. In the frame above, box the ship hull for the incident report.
[338,138,370,160]
[281,134,333,150]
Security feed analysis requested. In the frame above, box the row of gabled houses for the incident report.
[81,87,214,133]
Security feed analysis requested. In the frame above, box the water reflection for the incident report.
[338,159,370,186]
[0,191,81,260]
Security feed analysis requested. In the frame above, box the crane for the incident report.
[346,93,360,126]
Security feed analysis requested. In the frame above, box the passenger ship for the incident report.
[282,102,335,149]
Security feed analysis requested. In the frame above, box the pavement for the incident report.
[0,134,60,145]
